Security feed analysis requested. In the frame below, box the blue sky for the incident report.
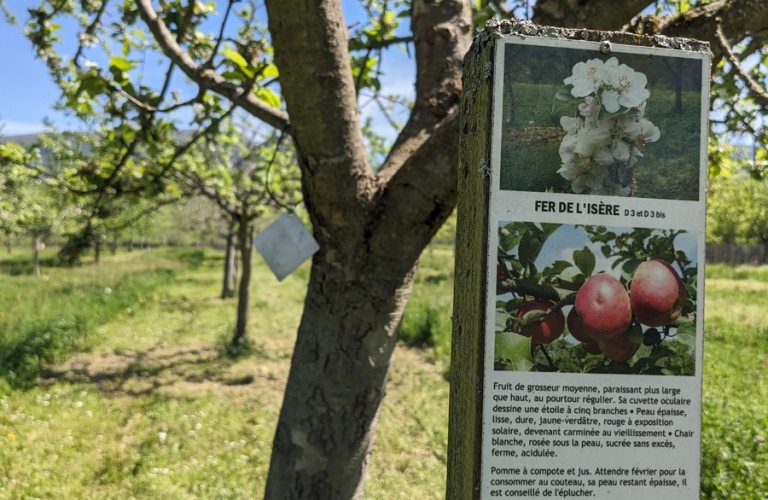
[0,1,415,138]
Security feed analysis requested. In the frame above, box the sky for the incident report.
[0,0,416,139]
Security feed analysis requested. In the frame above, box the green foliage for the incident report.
[707,174,768,244]
[399,246,454,365]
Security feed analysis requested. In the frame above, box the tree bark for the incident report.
[94,239,101,264]
[6,237,11,254]
[532,0,653,30]
[232,216,253,347]
[222,220,238,300]
[32,235,40,277]
[262,1,469,498]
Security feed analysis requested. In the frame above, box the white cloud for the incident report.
[0,120,47,137]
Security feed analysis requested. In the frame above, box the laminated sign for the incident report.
[447,21,710,500]
[254,212,319,281]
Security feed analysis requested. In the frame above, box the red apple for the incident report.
[574,273,632,340]
[598,333,640,362]
[513,300,565,345]
[567,308,592,343]
[630,259,686,327]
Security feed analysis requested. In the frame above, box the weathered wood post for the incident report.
[448,20,710,500]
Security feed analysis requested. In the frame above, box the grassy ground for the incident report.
[0,246,766,498]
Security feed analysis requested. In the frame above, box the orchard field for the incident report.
[0,244,765,499]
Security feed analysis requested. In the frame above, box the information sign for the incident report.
[447,20,710,500]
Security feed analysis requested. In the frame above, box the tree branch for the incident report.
[265,0,377,239]
[370,110,460,262]
[134,0,290,132]
[531,0,653,31]
[715,23,768,108]
[657,0,768,63]
[377,0,471,181]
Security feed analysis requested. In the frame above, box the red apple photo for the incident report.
[574,273,632,340]
[630,259,686,327]
[513,299,565,345]
[495,221,697,375]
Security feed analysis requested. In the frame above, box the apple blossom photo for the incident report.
[497,43,704,200]
[494,221,697,375]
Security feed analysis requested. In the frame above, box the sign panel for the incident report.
[254,212,320,281]
[480,36,709,499]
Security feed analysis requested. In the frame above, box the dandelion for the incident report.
[6,434,15,440]
[158,432,167,442]
[756,435,765,443]
[80,391,88,397]
[104,287,112,294]
[75,401,83,408]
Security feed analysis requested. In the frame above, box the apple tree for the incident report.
[14,0,768,498]
[173,120,301,348]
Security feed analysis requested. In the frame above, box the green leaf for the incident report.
[573,246,596,278]
[259,63,279,79]
[495,332,534,372]
[109,56,135,72]
[554,84,579,102]
[255,87,282,108]
[223,49,255,79]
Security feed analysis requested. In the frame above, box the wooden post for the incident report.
[447,20,710,500]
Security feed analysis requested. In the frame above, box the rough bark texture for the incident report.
[262,1,470,498]
[657,0,768,62]
[445,29,495,500]
[32,235,40,277]
[221,222,237,300]
[532,0,653,31]
[233,217,253,347]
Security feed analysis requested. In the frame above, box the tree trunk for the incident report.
[128,240,133,252]
[222,221,238,299]
[110,236,118,255]
[6,237,11,254]
[260,0,467,497]
[32,235,40,277]
[264,248,420,499]
[232,217,253,347]
[94,240,102,264]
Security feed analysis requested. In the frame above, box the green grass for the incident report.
[0,249,766,498]
[700,265,768,499]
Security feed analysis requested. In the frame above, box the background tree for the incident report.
[174,120,301,348]
[16,1,768,499]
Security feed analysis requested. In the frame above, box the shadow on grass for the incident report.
[40,344,262,397]
[0,255,68,276]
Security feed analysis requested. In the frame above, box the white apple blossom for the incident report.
[599,57,650,113]
[564,58,606,97]
[556,57,657,197]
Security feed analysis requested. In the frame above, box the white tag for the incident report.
[254,212,320,281]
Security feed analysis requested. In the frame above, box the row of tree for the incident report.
[0,122,300,348]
